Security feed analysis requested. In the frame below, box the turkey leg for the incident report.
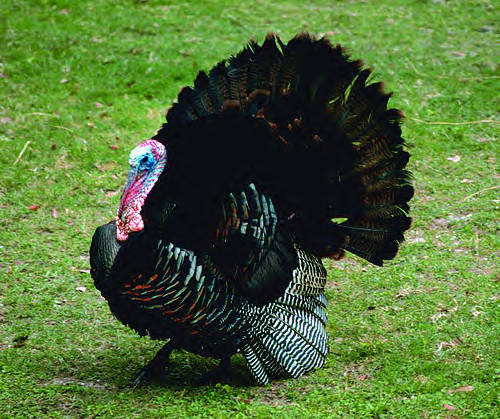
[195,357,232,385]
[130,341,175,388]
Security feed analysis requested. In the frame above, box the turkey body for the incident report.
[90,33,414,385]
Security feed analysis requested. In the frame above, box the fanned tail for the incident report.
[239,246,328,384]
[155,32,414,267]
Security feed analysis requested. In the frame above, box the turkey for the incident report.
[90,33,414,386]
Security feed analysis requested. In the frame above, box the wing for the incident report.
[209,182,297,305]
[92,222,244,352]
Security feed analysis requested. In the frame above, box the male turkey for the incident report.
[90,33,413,386]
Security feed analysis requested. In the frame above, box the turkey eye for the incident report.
[141,156,148,164]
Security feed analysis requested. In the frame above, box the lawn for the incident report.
[0,0,498,417]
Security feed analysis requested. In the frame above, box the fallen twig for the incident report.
[53,125,77,134]
[405,60,500,80]
[14,141,31,165]
[410,117,499,125]
[463,185,500,201]
[30,112,60,118]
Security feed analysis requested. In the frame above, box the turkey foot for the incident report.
[195,357,232,385]
[129,341,175,388]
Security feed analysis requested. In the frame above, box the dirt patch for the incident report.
[429,212,473,230]
[41,376,111,390]
[396,287,437,298]
[254,381,297,407]
[429,218,449,230]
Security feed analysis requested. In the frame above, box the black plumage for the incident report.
[90,33,414,385]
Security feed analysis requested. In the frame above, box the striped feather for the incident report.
[237,245,328,384]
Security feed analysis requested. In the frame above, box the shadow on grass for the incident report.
[58,347,255,391]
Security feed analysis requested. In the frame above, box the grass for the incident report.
[0,0,498,417]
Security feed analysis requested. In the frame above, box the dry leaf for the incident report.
[431,312,448,322]
[471,306,483,317]
[451,51,466,58]
[29,204,40,211]
[435,338,462,353]
[447,155,461,163]
[396,288,426,298]
[443,403,456,411]
[109,144,119,150]
[447,385,473,394]
[461,178,472,183]
[60,9,70,15]
[94,102,103,108]
[87,122,95,128]
[432,218,449,227]
[76,286,87,292]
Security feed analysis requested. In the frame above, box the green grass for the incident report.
[0,0,498,417]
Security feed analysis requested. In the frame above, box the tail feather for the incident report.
[192,71,214,113]
[157,32,413,267]
[208,62,230,109]
[361,185,414,217]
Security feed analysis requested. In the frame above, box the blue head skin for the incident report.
[116,139,167,241]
